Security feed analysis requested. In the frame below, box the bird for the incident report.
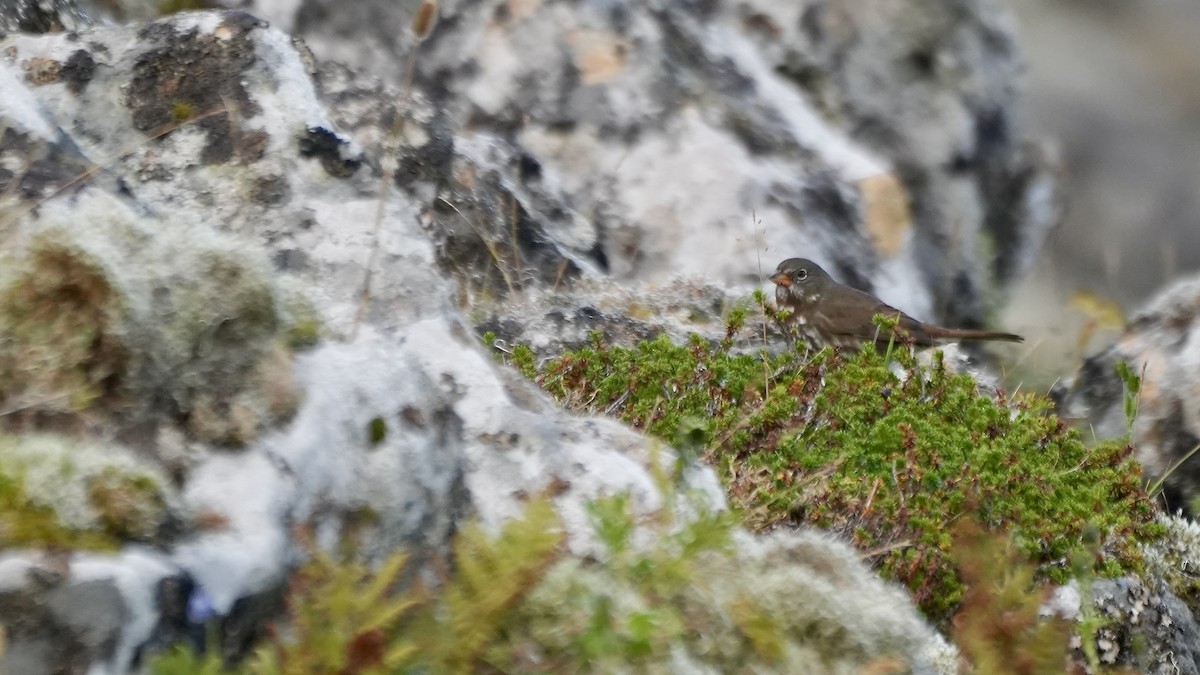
[769,257,1023,351]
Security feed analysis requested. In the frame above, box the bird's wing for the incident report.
[821,289,934,344]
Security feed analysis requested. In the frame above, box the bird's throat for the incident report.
[778,287,821,314]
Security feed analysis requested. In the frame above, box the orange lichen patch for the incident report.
[567,29,627,85]
[504,0,543,22]
[858,172,912,257]
[452,163,477,191]
[22,57,61,85]
[192,508,231,531]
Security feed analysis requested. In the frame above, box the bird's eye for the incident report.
[795,269,808,281]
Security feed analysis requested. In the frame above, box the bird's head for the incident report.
[770,258,831,291]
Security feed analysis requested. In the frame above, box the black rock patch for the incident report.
[298,127,361,178]
[61,49,95,94]
[126,13,265,165]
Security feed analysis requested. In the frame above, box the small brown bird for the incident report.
[770,257,1023,350]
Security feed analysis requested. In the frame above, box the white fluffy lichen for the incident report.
[1142,512,1200,602]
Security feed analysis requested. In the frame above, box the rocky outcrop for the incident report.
[1057,275,1200,514]
[0,0,1072,670]
[66,0,1059,328]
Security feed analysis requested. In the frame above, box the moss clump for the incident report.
[284,316,322,350]
[0,242,129,421]
[518,330,1162,622]
[86,468,170,542]
[164,249,281,403]
[276,283,324,350]
[499,495,945,673]
[367,417,387,445]
[0,465,117,550]
[0,434,174,549]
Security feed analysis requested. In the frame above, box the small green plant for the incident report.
[1115,360,1143,435]
[1070,524,1110,672]
[417,498,564,671]
[1126,362,1200,508]
[367,417,388,445]
[148,625,225,675]
[284,316,322,350]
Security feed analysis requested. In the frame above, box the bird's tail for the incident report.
[931,327,1024,343]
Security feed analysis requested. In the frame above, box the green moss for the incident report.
[279,289,323,350]
[518,331,1163,623]
[367,417,388,445]
[284,316,322,350]
[0,434,173,550]
[0,464,118,550]
[167,99,197,121]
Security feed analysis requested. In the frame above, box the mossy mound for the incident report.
[504,327,1163,622]
[0,433,176,550]
[0,197,312,446]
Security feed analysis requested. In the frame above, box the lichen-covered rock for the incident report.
[1045,573,1200,675]
[82,0,1055,327]
[1145,514,1200,607]
[1056,274,1200,513]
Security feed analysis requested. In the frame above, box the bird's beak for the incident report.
[770,272,790,287]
